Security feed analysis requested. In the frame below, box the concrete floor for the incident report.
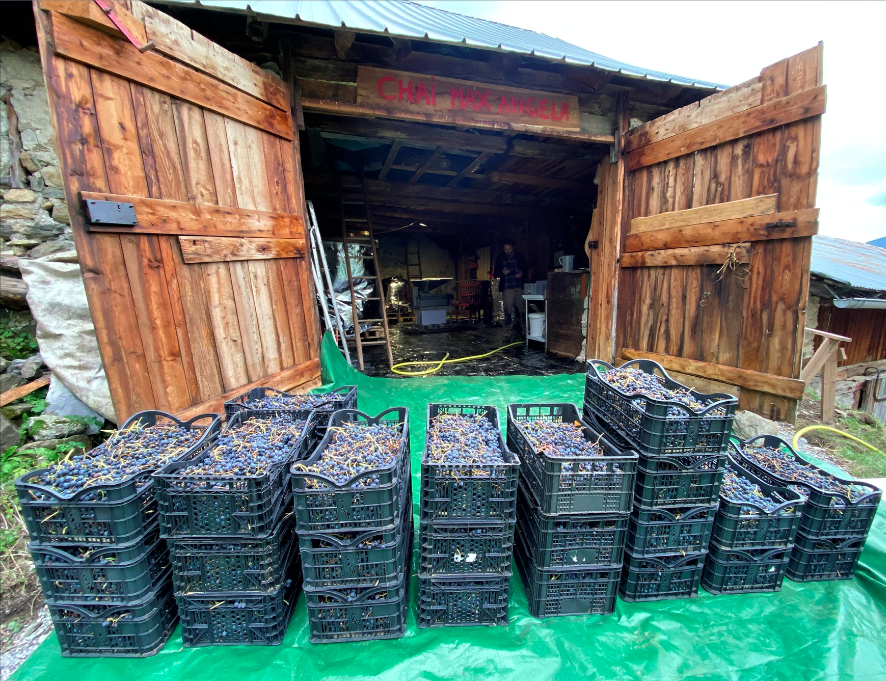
[357,321,585,378]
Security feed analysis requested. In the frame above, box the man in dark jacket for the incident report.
[493,239,527,336]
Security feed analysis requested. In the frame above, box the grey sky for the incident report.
[419,0,886,244]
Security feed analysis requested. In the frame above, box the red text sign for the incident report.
[356,66,580,132]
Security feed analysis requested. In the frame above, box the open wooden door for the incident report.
[601,45,825,421]
[33,0,321,422]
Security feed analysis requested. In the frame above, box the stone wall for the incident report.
[1,38,78,280]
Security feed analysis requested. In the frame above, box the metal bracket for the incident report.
[84,199,137,226]
[587,240,599,250]
[765,219,797,230]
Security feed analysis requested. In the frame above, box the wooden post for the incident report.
[821,351,838,423]
[800,328,852,423]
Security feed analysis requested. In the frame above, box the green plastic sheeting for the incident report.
[13,333,886,681]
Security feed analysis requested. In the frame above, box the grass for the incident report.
[796,395,886,479]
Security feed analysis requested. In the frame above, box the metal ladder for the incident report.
[406,240,423,281]
[339,175,393,371]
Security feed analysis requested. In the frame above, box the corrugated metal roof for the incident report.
[162,0,727,90]
[811,235,886,293]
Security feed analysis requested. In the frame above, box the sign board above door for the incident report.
[356,66,580,132]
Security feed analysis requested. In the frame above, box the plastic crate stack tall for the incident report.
[291,408,412,644]
[583,359,738,602]
[732,435,882,583]
[154,407,317,647]
[15,412,220,657]
[703,447,806,594]
[418,404,519,628]
[507,404,638,618]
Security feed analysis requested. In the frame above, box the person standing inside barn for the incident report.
[493,239,527,339]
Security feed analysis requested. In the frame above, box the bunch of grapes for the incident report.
[600,367,714,416]
[426,414,504,473]
[240,391,340,411]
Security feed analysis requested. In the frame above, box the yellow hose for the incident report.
[391,342,524,377]
[793,425,885,458]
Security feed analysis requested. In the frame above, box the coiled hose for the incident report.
[391,342,523,377]
[792,425,885,458]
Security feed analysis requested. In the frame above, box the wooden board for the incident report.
[621,348,805,399]
[0,375,51,407]
[49,11,293,140]
[630,194,777,234]
[356,65,580,132]
[619,244,751,268]
[35,0,319,422]
[40,0,148,44]
[81,192,305,238]
[625,208,818,252]
[179,236,306,263]
[627,86,826,170]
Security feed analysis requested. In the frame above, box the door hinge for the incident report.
[765,219,797,230]
[84,199,137,226]
[587,240,599,250]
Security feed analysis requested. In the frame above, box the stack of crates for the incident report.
[418,404,519,628]
[507,404,638,618]
[15,411,220,657]
[703,446,805,594]
[291,408,412,644]
[732,435,882,582]
[583,359,737,602]
[155,406,317,647]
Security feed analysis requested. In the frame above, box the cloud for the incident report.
[821,145,886,187]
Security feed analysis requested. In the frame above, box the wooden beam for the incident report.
[619,244,751,268]
[142,13,288,110]
[448,151,491,188]
[378,140,401,181]
[631,195,778,234]
[0,375,50,407]
[81,192,304,238]
[391,164,456,177]
[48,11,293,140]
[178,236,306,263]
[408,146,444,185]
[621,348,806,400]
[806,327,852,343]
[488,171,587,192]
[664,369,742,400]
[625,208,819,252]
[301,98,614,144]
[0,276,28,309]
[40,0,148,44]
[625,81,763,152]
[175,359,321,421]
[626,86,826,170]
[837,358,886,381]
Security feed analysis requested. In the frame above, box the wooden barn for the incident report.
[24,0,826,423]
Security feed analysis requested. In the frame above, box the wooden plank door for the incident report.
[33,0,321,422]
[612,45,825,421]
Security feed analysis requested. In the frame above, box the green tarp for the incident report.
[13,333,886,680]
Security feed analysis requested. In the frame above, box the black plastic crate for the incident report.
[48,583,177,657]
[626,504,717,557]
[516,482,627,569]
[514,525,618,618]
[155,409,316,539]
[224,385,357,434]
[734,435,881,541]
[31,523,169,603]
[584,359,737,457]
[418,517,515,577]
[702,543,791,595]
[619,550,707,602]
[712,449,805,550]
[786,533,866,582]
[169,512,297,594]
[506,403,638,514]
[16,411,220,545]
[291,408,410,534]
[177,556,303,646]
[420,404,520,523]
[417,574,510,628]
[306,567,410,644]
[301,501,412,589]
[634,451,726,509]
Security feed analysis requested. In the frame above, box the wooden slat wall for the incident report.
[616,45,824,420]
[34,1,320,422]
[816,302,886,367]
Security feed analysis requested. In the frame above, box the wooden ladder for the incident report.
[339,175,393,371]
[406,240,423,281]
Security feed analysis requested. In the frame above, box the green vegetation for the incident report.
[801,410,886,479]
[0,311,38,360]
